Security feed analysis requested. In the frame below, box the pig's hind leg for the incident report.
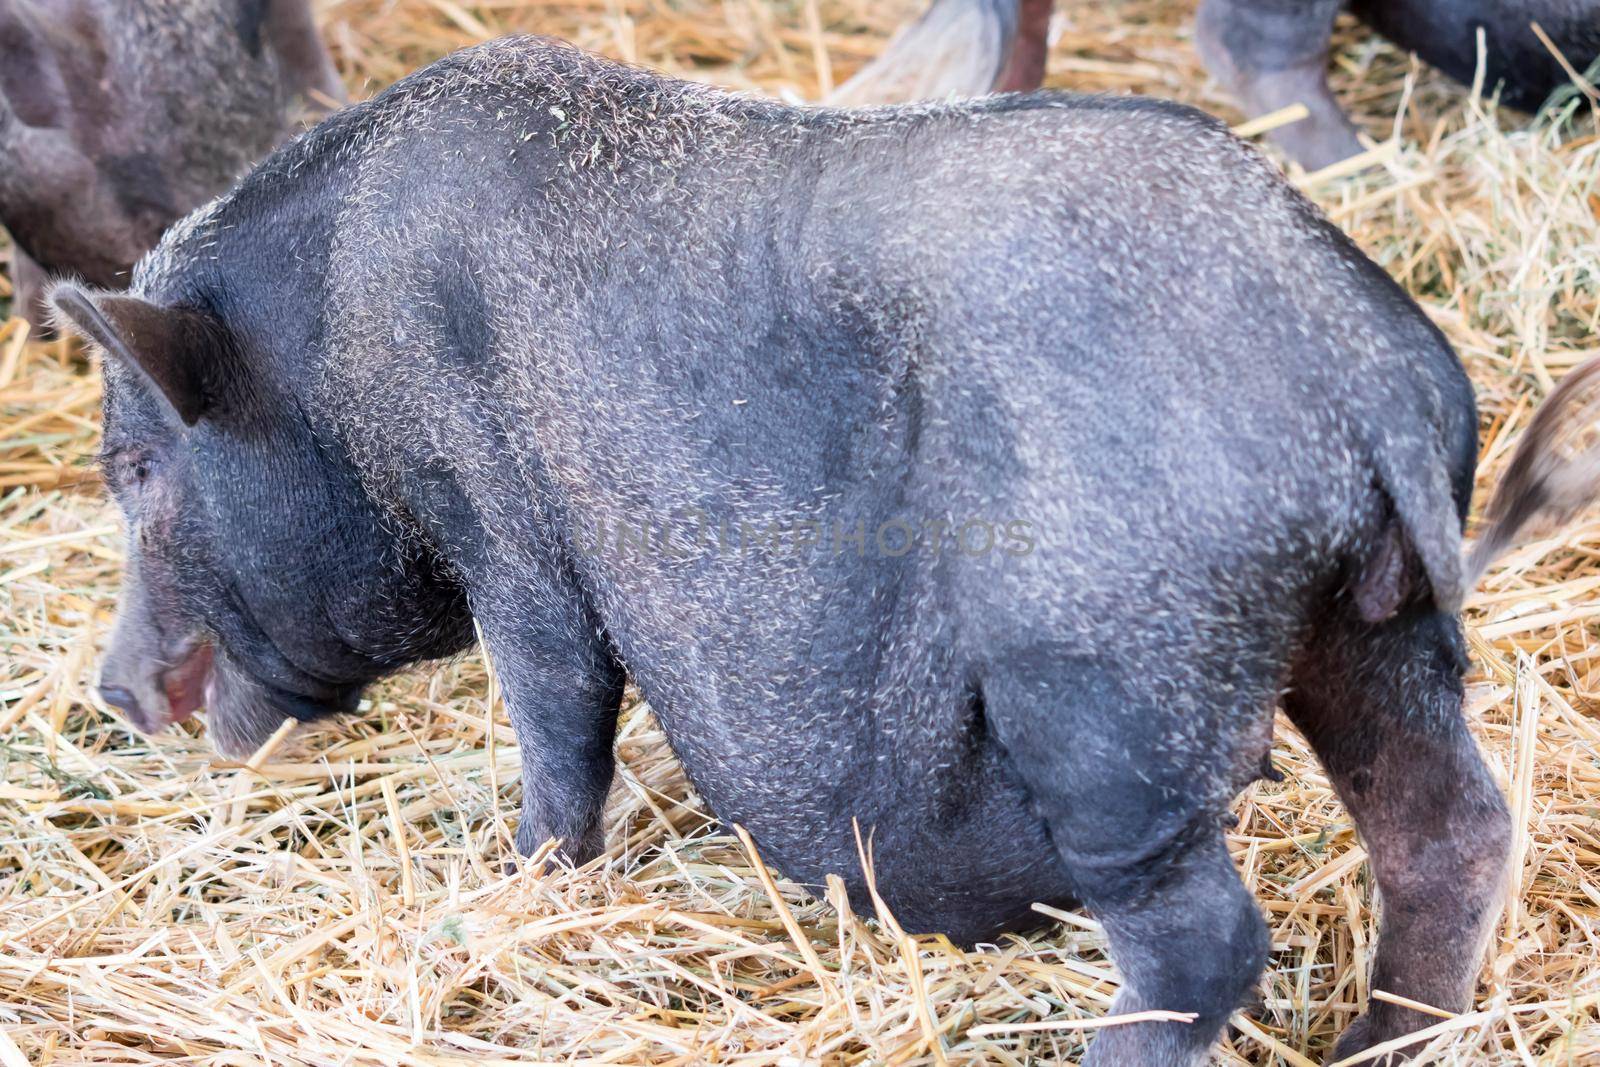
[1286,604,1511,1062]
[984,650,1269,1066]
[1195,0,1365,169]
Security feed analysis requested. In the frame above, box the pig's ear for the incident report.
[50,285,218,425]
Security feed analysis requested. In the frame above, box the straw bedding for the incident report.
[2,1,1597,1063]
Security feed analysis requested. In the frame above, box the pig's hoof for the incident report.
[1270,120,1366,173]
[1327,1014,1419,1065]
[510,820,605,875]
[503,847,571,878]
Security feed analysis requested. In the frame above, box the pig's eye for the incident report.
[105,451,154,491]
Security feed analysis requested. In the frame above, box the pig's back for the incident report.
[804,93,1473,618]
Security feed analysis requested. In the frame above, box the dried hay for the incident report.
[2,1,1598,1063]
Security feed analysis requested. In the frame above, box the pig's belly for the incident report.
[672,719,1079,946]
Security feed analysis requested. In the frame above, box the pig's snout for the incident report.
[97,683,148,728]
[98,641,214,736]
[98,552,216,737]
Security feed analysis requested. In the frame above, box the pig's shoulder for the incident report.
[360,35,764,130]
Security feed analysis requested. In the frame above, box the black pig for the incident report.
[53,37,1591,1064]
[834,0,1600,167]
[0,0,344,328]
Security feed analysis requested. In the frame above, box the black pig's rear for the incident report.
[62,39,1510,1065]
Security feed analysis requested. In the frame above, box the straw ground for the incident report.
[2,1,1598,1063]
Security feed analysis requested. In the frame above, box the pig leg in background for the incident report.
[994,0,1055,91]
[1287,606,1511,1062]
[985,653,1270,1066]
[1195,0,1364,169]
[474,568,626,866]
[7,244,52,333]
[264,0,348,111]
[828,0,1033,105]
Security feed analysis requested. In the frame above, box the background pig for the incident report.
[55,36,1562,1064]
[834,0,1600,167]
[0,0,344,329]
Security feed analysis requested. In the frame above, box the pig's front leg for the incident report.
[475,584,626,866]
[1195,0,1365,169]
